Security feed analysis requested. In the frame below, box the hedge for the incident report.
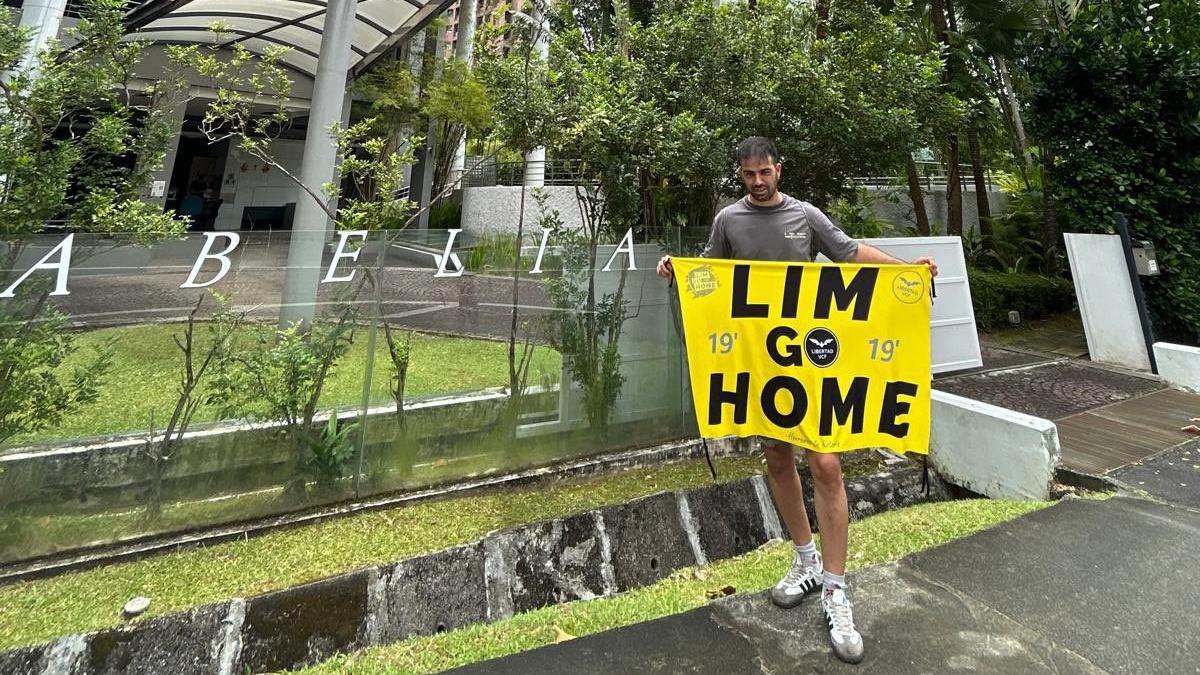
[968,271,1076,330]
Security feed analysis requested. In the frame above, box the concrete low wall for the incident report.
[0,390,534,515]
[1153,342,1200,394]
[460,186,587,236]
[0,463,946,674]
[929,390,1061,500]
[865,186,1008,236]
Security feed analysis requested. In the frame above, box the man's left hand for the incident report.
[912,256,939,278]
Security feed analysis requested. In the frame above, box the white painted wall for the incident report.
[929,390,1061,500]
[1064,233,1151,371]
[213,139,305,231]
[1153,343,1200,394]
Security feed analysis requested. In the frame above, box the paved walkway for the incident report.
[450,485,1200,674]
[937,343,1200,475]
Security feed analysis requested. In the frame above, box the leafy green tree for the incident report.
[0,0,187,446]
[478,0,558,404]
[1026,0,1200,343]
[576,0,951,225]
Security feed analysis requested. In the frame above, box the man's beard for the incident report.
[750,184,777,202]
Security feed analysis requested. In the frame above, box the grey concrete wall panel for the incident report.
[1065,233,1151,371]
[84,602,230,675]
[602,492,698,591]
[239,570,370,672]
[687,480,771,562]
[460,186,587,235]
[493,513,608,614]
[378,543,489,642]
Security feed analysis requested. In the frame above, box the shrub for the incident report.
[968,270,1076,330]
[1026,0,1200,342]
[428,200,462,230]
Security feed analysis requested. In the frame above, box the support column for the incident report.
[409,30,442,230]
[278,0,357,329]
[145,101,188,211]
[523,5,550,188]
[450,0,478,183]
[16,0,68,75]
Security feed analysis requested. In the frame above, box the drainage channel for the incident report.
[0,461,946,675]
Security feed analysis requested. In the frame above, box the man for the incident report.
[656,136,938,664]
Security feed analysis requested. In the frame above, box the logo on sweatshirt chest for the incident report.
[783,230,809,241]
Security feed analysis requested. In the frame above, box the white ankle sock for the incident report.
[794,540,819,568]
[823,571,846,591]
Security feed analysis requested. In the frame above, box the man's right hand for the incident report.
[656,255,674,280]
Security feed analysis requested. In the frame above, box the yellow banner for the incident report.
[673,258,931,454]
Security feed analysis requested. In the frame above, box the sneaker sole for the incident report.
[770,578,819,609]
[824,612,865,664]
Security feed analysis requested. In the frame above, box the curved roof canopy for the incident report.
[123,0,450,80]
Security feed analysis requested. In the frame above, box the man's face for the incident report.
[739,156,782,202]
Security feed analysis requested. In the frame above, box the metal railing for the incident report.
[452,158,999,191]
[457,158,585,188]
[847,162,1002,190]
[62,0,143,18]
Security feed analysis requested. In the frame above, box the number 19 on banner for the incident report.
[709,332,738,354]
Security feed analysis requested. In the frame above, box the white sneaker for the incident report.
[770,549,822,608]
[822,587,864,664]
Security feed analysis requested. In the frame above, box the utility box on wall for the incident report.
[1131,240,1160,277]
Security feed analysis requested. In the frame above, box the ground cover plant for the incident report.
[3,325,561,447]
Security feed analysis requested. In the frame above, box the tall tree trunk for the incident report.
[905,156,931,236]
[640,167,656,229]
[930,0,963,236]
[995,57,1033,181]
[946,136,963,236]
[816,0,830,39]
[1041,145,1059,253]
[967,128,992,238]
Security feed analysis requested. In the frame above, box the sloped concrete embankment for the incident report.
[0,464,945,674]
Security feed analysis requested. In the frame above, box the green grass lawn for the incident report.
[301,497,1052,675]
[0,454,782,651]
[8,324,561,447]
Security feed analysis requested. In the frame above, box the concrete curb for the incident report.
[1153,342,1200,393]
[0,464,946,674]
[929,390,1060,500]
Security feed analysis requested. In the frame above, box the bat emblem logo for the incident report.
[892,271,925,304]
[804,328,839,368]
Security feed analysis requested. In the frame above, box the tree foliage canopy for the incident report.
[1026,0,1200,340]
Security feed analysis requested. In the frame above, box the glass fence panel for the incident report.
[0,230,385,562]
[0,223,700,565]
[355,226,693,497]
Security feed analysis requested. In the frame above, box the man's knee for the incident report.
[808,452,843,489]
[763,443,796,477]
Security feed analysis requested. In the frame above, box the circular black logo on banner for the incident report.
[804,327,840,368]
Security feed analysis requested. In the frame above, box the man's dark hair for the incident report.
[736,136,780,166]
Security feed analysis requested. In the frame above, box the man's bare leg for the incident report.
[762,441,813,544]
[806,450,849,575]
[764,440,824,609]
[807,450,863,664]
